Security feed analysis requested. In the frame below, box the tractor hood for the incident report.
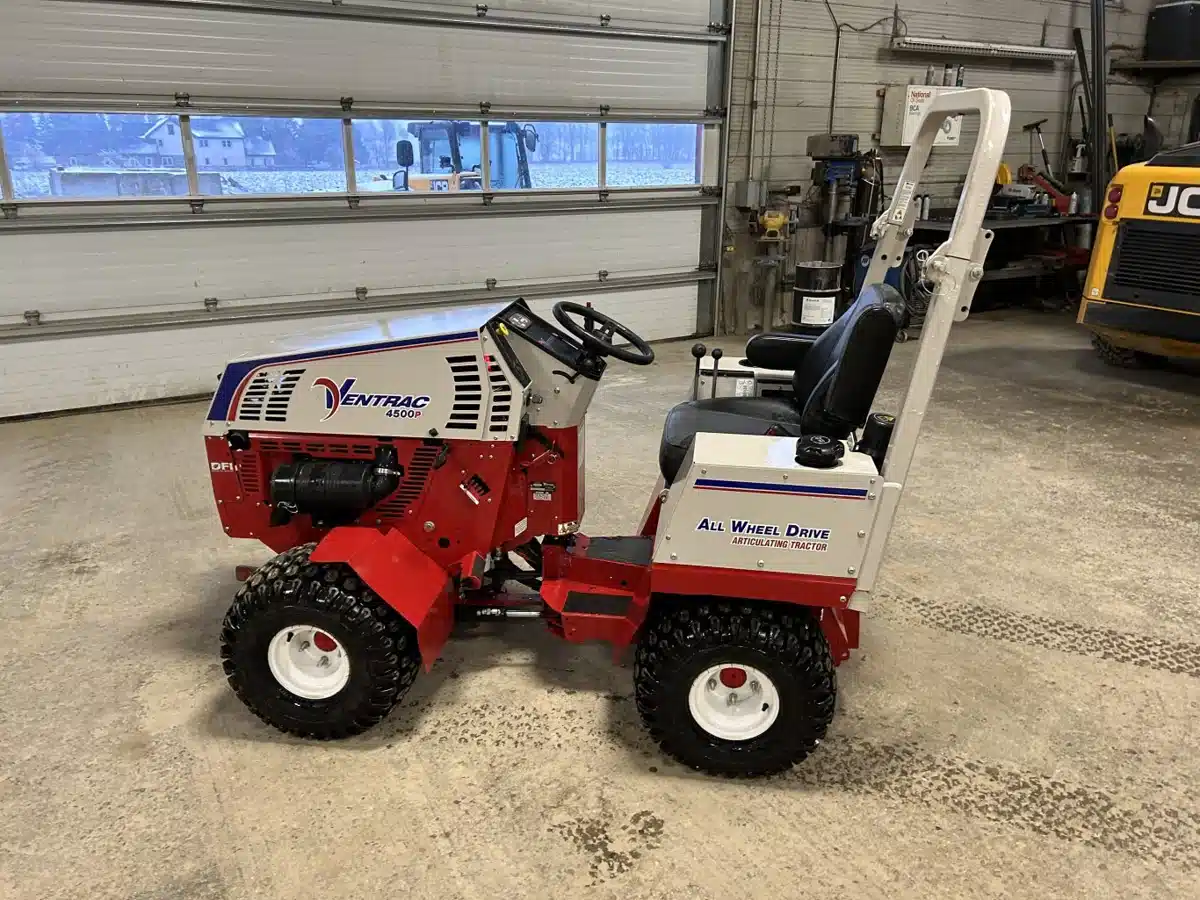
[204,300,525,437]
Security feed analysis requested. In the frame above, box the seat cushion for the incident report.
[658,397,804,484]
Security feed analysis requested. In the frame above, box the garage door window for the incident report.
[490,121,599,190]
[191,116,346,194]
[605,123,702,187]
[2,112,711,203]
[0,112,187,198]
[352,119,486,193]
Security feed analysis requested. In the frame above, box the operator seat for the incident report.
[658,282,904,484]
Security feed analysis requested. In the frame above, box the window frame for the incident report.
[1,106,715,208]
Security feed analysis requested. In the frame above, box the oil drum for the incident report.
[791,260,843,335]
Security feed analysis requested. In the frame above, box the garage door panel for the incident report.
[381,0,714,28]
[0,1,708,110]
[0,210,702,319]
[0,286,698,417]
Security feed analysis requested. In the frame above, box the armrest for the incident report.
[745,328,818,371]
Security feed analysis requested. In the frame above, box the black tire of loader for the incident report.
[1091,334,1164,369]
[634,600,836,777]
[219,543,421,739]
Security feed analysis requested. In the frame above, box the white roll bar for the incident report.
[854,88,1012,597]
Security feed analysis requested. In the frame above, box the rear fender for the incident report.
[310,527,453,671]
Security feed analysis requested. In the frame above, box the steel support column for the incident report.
[1091,0,1108,206]
[699,0,737,337]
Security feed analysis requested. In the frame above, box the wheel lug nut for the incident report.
[318,656,330,668]
[707,678,717,691]
[750,680,760,692]
[727,692,738,706]
[300,641,310,651]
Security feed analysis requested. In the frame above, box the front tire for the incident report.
[634,600,836,777]
[220,544,420,739]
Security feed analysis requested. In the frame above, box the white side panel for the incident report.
[654,433,878,579]
[0,286,698,418]
[0,1,708,110]
[0,210,702,320]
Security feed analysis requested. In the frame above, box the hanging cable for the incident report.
[821,1,907,132]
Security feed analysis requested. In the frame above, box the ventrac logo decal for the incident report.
[1145,183,1200,218]
[311,377,431,421]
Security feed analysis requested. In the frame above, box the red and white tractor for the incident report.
[205,89,1011,776]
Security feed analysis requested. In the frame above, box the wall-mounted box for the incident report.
[880,84,963,147]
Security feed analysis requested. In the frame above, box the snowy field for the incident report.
[12,162,698,198]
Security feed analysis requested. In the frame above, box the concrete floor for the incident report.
[1,309,1198,900]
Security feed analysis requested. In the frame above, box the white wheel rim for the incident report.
[267,625,350,700]
[688,664,780,741]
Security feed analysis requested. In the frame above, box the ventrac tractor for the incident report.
[204,90,1010,777]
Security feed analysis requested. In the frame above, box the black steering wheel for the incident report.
[552,301,655,366]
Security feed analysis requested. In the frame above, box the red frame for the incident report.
[210,426,861,667]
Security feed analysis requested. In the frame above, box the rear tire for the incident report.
[634,600,836,777]
[220,543,420,739]
[1092,334,1164,368]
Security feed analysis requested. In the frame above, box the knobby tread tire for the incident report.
[1091,334,1144,368]
[219,543,420,739]
[634,600,836,778]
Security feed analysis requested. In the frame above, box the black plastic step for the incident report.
[580,536,653,567]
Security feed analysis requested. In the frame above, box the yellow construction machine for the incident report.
[1080,141,1200,366]
[365,120,536,193]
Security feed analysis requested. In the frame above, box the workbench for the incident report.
[828,212,1096,333]
[833,213,1094,288]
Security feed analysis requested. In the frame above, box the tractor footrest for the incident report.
[576,536,653,566]
[541,578,647,646]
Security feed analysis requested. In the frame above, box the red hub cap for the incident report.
[313,632,338,653]
[718,667,747,689]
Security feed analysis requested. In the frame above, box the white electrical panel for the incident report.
[880,84,963,147]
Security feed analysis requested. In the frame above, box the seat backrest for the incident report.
[793,282,904,438]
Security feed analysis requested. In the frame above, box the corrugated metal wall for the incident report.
[729,0,1157,194]
[0,285,697,417]
[3,210,703,320]
[0,0,721,417]
[0,0,709,110]
[721,0,1160,329]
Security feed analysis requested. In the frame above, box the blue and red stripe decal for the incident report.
[693,478,868,500]
[207,330,476,422]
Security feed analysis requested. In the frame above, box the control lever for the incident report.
[710,348,723,400]
[690,343,707,400]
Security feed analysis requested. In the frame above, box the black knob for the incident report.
[711,348,724,361]
[795,434,844,469]
[691,342,707,359]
